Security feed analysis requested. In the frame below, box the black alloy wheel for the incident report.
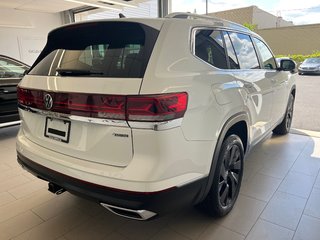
[202,134,244,217]
[273,93,295,135]
[218,142,242,208]
[285,94,294,131]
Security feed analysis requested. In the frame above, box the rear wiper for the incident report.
[56,68,103,76]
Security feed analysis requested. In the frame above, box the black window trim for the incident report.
[223,31,240,69]
[191,27,266,70]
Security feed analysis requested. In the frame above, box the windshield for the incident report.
[28,22,159,78]
[304,58,320,64]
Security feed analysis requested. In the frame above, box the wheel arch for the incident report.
[196,112,250,203]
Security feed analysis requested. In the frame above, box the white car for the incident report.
[16,13,296,220]
[298,57,320,75]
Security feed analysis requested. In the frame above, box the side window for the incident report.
[0,57,28,79]
[195,29,228,69]
[222,31,240,69]
[228,32,260,69]
[253,38,277,70]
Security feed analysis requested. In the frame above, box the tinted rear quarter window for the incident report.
[29,22,159,78]
[195,29,228,69]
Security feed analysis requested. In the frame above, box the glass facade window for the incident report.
[74,0,158,22]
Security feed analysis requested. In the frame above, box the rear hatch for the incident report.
[18,20,161,167]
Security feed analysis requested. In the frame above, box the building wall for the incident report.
[209,6,253,26]
[211,6,293,30]
[252,6,293,29]
[0,8,62,65]
[277,17,294,28]
[256,24,320,55]
[75,0,158,21]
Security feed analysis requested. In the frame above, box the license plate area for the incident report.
[44,117,71,143]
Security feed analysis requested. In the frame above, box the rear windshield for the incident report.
[28,22,160,78]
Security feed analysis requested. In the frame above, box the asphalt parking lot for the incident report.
[291,74,320,132]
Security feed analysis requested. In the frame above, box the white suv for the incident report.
[16,13,296,220]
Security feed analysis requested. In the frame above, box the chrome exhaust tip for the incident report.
[100,203,157,221]
[48,182,65,195]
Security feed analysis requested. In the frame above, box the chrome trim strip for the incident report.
[0,120,21,128]
[19,104,183,130]
[128,118,183,131]
[100,203,157,221]
[18,104,128,127]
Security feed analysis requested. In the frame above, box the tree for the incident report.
[243,22,257,31]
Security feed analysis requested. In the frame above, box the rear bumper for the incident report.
[17,152,207,216]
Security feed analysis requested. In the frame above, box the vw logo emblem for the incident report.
[44,94,53,110]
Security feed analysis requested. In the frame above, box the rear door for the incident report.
[225,32,274,141]
[18,21,161,167]
[0,56,29,124]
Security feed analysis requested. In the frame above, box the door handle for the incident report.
[0,89,9,93]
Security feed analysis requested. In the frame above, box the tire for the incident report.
[202,134,244,217]
[273,93,294,135]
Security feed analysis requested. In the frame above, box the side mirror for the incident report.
[280,59,296,73]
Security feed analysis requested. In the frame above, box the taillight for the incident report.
[17,87,188,122]
[17,87,44,108]
[53,94,126,120]
[17,87,126,120]
[127,93,188,122]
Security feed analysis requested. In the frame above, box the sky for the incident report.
[171,0,320,25]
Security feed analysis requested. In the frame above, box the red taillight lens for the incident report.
[17,86,126,120]
[53,94,126,120]
[17,87,188,122]
[127,93,188,122]
[17,87,44,108]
